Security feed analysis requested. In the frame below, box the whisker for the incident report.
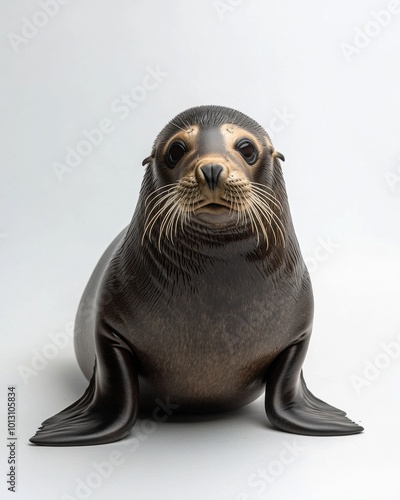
[250,189,282,213]
[179,198,187,234]
[229,185,241,225]
[247,199,260,245]
[144,183,178,208]
[248,198,269,249]
[177,201,185,238]
[250,184,283,212]
[168,197,184,244]
[225,184,257,241]
[247,203,259,245]
[249,192,285,247]
[144,191,177,224]
[165,203,180,244]
[224,178,285,248]
[142,195,178,245]
[224,187,234,218]
[142,176,286,252]
[257,199,285,245]
[186,193,196,228]
[248,186,284,224]
[250,194,277,246]
[250,182,280,195]
[158,200,181,251]
[169,120,186,132]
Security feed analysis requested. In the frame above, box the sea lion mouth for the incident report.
[194,202,235,225]
[142,178,285,251]
[194,198,245,224]
[195,201,231,213]
[201,203,225,209]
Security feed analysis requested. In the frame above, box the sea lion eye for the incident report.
[236,139,258,165]
[166,140,187,168]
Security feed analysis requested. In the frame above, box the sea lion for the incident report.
[30,105,363,446]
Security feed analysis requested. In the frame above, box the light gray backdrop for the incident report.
[1,1,400,499]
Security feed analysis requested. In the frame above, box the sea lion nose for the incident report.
[200,164,223,191]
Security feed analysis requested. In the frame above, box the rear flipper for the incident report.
[265,336,363,436]
[30,325,139,446]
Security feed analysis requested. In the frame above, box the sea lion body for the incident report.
[31,105,362,446]
[75,224,311,412]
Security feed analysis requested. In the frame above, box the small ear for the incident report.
[142,156,153,166]
[274,151,285,162]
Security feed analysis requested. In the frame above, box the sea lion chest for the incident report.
[106,239,308,409]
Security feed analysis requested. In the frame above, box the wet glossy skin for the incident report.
[30,106,363,446]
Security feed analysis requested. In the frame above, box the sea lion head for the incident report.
[141,105,287,251]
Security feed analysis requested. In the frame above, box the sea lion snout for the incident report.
[199,164,223,191]
[195,160,231,210]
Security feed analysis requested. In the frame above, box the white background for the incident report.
[1,1,400,499]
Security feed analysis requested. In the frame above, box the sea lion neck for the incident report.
[121,203,290,285]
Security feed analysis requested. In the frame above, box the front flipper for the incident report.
[30,326,139,446]
[265,336,363,436]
